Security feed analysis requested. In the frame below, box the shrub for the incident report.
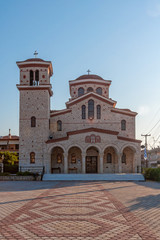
[16,171,33,176]
[0,172,10,176]
[16,171,39,180]
[144,168,160,181]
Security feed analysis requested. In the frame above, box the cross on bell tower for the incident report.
[34,50,38,58]
[87,69,91,75]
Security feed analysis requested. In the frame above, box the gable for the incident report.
[66,92,116,108]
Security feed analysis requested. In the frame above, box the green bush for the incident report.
[0,172,10,176]
[16,171,33,176]
[16,171,39,180]
[144,168,160,181]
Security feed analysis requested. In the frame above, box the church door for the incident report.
[86,156,97,173]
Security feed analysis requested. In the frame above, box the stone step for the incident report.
[43,173,145,181]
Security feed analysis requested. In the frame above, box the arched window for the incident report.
[30,70,33,86]
[78,87,84,97]
[30,152,35,164]
[96,87,102,95]
[121,120,126,130]
[82,105,86,119]
[88,100,94,119]
[57,120,62,131]
[31,116,36,127]
[107,153,112,163]
[87,87,93,93]
[35,70,39,85]
[97,105,101,119]
[122,153,126,164]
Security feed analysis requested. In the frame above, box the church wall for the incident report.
[19,89,50,168]
[50,98,135,139]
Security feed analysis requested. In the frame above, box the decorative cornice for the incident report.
[50,109,72,117]
[117,136,141,143]
[16,85,53,96]
[111,109,137,117]
[46,127,119,144]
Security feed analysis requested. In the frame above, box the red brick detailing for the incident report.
[50,109,72,117]
[46,127,119,144]
[111,109,137,116]
[16,85,53,96]
[117,136,141,143]
[85,134,101,143]
[23,75,26,79]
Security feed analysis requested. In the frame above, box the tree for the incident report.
[0,152,19,165]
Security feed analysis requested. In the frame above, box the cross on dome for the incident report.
[34,50,38,58]
[87,69,91,75]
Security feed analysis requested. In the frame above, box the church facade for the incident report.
[17,58,141,174]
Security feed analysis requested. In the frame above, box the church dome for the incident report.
[76,74,104,80]
[24,58,46,62]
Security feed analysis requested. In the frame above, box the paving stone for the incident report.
[0,181,159,239]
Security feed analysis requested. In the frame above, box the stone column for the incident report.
[134,153,137,173]
[82,153,86,174]
[64,153,68,174]
[118,153,122,173]
[99,153,104,174]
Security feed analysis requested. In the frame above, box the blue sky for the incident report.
[0,0,160,148]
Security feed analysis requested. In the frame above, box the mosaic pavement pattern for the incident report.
[0,181,160,240]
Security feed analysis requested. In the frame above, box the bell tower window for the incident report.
[35,70,39,86]
[30,70,33,86]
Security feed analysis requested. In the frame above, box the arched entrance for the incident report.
[68,146,82,173]
[86,147,99,173]
[122,147,135,173]
[103,147,118,173]
[51,147,64,174]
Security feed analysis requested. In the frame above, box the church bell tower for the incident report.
[16,55,53,171]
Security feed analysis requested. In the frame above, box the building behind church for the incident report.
[16,57,141,174]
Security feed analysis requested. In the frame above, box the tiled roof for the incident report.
[76,74,104,80]
[0,136,19,140]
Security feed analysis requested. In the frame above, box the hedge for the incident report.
[143,167,160,181]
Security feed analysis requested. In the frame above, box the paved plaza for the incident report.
[0,181,160,240]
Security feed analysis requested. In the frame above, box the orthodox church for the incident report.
[16,57,141,175]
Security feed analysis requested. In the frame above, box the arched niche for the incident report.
[121,146,135,173]
[51,146,64,174]
[68,146,82,173]
[103,146,118,173]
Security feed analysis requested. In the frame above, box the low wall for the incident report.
[0,175,41,181]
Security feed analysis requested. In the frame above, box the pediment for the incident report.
[66,92,117,108]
